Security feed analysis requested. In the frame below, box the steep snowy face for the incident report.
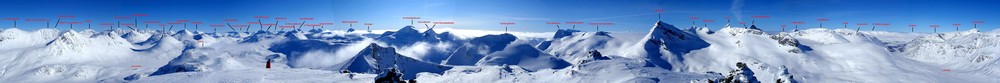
[43,30,94,55]
[340,43,451,80]
[633,21,710,70]
[640,21,711,55]
[476,42,571,71]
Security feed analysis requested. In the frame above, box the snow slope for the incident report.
[419,58,719,83]
[0,29,183,82]
[137,68,375,83]
[476,41,571,71]
[2,20,999,82]
[536,29,633,64]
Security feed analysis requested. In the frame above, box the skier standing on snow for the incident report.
[266,59,271,70]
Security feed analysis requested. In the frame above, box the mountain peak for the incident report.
[342,43,451,80]
[308,29,323,33]
[646,21,697,41]
[46,30,85,46]
[635,21,711,70]
[376,26,433,46]
[552,29,582,39]
[398,26,419,34]
[422,28,442,42]
[283,30,308,40]
[749,25,762,30]
[423,28,438,37]
[594,31,611,37]
[175,30,192,35]
[172,30,195,38]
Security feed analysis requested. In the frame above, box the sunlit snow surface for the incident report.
[1,22,999,82]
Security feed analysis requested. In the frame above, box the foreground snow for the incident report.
[136,68,375,83]
[1,21,999,82]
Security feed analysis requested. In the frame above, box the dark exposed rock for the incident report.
[375,68,407,83]
[716,62,761,83]
[775,66,798,83]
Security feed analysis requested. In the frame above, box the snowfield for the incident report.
[1,21,999,82]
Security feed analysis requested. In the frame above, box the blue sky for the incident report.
[1,0,998,33]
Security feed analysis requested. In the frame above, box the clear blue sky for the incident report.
[1,0,998,33]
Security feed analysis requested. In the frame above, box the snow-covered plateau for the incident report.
[1,21,998,83]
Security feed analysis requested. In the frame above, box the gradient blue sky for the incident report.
[1,0,998,33]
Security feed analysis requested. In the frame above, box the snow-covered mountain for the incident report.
[629,21,711,70]
[897,29,1000,79]
[536,29,619,64]
[476,42,571,71]
[1,20,999,82]
[338,43,451,80]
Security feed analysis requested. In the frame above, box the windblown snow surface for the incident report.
[1,21,999,83]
